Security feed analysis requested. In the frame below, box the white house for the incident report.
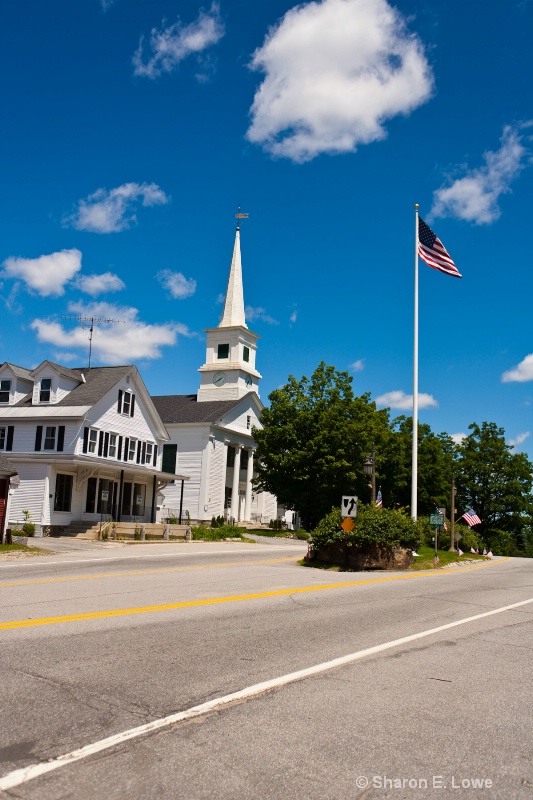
[0,360,188,535]
[153,226,278,525]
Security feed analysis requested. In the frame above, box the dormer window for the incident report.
[0,380,11,403]
[217,343,229,359]
[40,378,52,403]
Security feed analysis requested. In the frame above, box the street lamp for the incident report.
[363,443,376,505]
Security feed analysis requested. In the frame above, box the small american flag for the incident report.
[418,218,462,278]
[462,508,482,527]
[434,554,440,565]
[376,488,383,508]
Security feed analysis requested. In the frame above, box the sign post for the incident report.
[429,513,444,561]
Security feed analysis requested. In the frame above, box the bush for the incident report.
[310,506,423,553]
[166,515,179,524]
[192,523,242,541]
[487,529,523,557]
[454,524,481,552]
[22,522,35,537]
[210,515,225,528]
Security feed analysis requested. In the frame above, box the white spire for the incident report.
[219,228,247,328]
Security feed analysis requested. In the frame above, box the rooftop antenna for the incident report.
[235,207,249,229]
[61,315,125,368]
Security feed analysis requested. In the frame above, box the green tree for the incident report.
[455,422,533,547]
[253,362,389,529]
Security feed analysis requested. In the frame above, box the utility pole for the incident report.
[449,471,457,551]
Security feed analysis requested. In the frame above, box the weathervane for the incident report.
[235,207,249,229]
[61,315,125,368]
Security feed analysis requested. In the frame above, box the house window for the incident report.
[217,343,229,359]
[54,474,73,512]
[127,438,137,462]
[0,380,11,403]
[0,428,5,449]
[88,429,98,454]
[145,442,153,464]
[162,444,177,475]
[108,433,118,459]
[122,391,132,415]
[243,346,250,363]
[40,378,52,403]
[44,426,56,450]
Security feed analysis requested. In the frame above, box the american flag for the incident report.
[462,508,482,527]
[418,218,462,278]
[376,488,383,508]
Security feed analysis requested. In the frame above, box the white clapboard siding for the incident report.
[8,462,50,525]
[4,420,82,454]
[207,439,226,516]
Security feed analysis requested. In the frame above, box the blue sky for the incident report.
[1,0,532,459]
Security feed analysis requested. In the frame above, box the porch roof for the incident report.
[8,453,189,482]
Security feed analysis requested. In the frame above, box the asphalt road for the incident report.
[1,541,532,799]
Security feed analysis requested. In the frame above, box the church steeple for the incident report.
[219,228,247,329]
[197,225,261,402]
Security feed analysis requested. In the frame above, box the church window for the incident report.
[241,449,249,471]
[224,487,232,509]
[227,445,235,468]
[243,346,249,362]
[217,343,229,359]
[246,415,251,430]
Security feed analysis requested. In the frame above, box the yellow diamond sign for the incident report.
[341,517,355,532]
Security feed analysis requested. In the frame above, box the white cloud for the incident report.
[1,249,82,297]
[31,301,195,364]
[76,272,126,296]
[157,270,197,299]
[289,310,298,325]
[245,305,279,325]
[502,353,533,383]
[65,182,169,233]
[430,124,531,224]
[450,432,467,445]
[508,432,531,449]
[375,390,438,410]
[133,3,224,79]
[246,0,433,163]
[350,359,365,372]
[100,0,116,11]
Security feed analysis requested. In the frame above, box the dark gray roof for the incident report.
[34,361,86,382]
[0,452,18,476]
[0,363,33,381]
[14,366,133,407]
[152,394,250,424]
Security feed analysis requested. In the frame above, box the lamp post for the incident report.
[449,472,457,551]
[363,443,376,505]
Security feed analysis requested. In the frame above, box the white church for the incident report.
[152,226,278,525]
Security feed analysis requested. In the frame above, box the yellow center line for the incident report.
[0,557,298,588]
[0,557,508,631]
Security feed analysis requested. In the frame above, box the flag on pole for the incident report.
[376,488,383,508]
[434,554,440,565]
[462,508,482,527]
[418,218,462,278]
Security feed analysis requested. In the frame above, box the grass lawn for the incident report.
[0,543,49,556]
[412,545,490,570]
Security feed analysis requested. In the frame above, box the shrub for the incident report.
[310,505,423,553]
[192,523,242,541]
[22,522,35,537]
[166,515,179,524]
[454,524,481,552]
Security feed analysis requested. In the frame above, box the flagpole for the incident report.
[411,204,419,519]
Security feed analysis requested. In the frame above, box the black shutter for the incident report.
[6,426,14,451]
[35,425,42,451]
[124,438,129,461]
[117,390,123,414]
[117,436,123,461]
[57,426,65,452]
[153,444,158,467]
[162,444,177,474]
[130,394,136,417]
[136,440,141,464]
[141,442,146,464]
[83,427,89,454]
[98,431,103,456]
[103,432,109,458]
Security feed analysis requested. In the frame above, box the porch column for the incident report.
[221,440,230,516]
[230,444,241,522]
[244,448,254,522]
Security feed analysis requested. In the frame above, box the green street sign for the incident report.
[430,513,444,527]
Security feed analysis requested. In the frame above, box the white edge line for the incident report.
[1,596,533,791]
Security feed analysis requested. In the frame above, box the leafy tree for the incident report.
[253,362,389,529]
[455,422,533,546]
